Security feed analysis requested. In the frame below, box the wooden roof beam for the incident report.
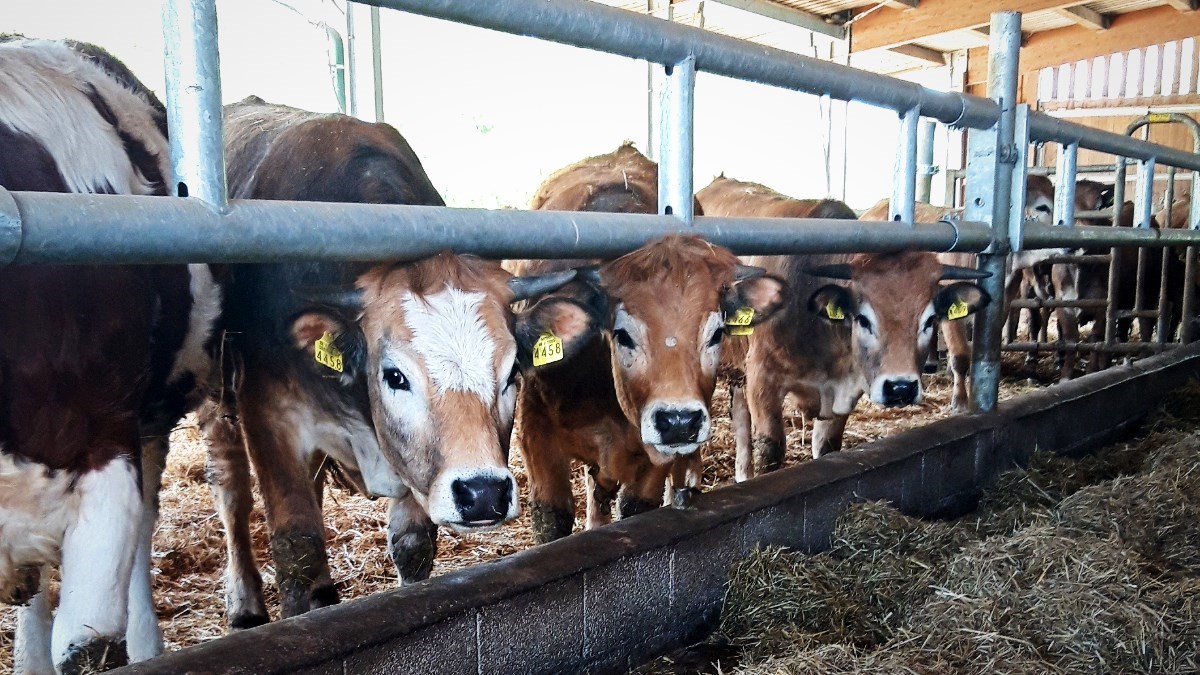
[704,0,846,38]
[1054,5,1111,31]
[883,0,919,8]
[849,0,1093,52]
[889,42,947,65]
[1163,0,1199,11]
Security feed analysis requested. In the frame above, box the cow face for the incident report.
[583,235,785,464]
[292,254,588,532]
[808,253,990,407]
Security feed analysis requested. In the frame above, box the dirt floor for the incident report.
[0,351,1056,668]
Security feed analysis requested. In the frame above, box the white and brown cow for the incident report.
[0,38,221,672]
[512,146,786,542]
[697,176,989,480]
[202,97,588,626]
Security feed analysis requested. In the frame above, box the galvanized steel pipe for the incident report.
[361,0,1000,127]
[659,56,696,224]
[891,107,919,225]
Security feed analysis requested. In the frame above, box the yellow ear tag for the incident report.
[825,301,845,321]
[532,333,564,367]
[314,331,344,373]
[947,299,970,321]
[726,306,755,336]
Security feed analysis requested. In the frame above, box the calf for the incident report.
[0,38,220,672]
[203,97,587,625]
[513,146,785,542]
[697,176,989,480]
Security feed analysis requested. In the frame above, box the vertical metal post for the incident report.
[346,2,358,117]
[1183,166,1200,343]
[916,119,936,204]
[370,5,385,122]
[891,107,919,224]
[162,0,228,211]
[1053,142,1078,226]
[1156,166,1176,344]
[1008,105,1031,253]
[658,56,696,223]
[1137,157,1157,228]
[967,11,1021,413]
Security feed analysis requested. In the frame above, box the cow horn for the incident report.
[508,269,578,301]
[734,264,766,281]
[939,265,991,280]
[295,286,364,310]
[803,263,854,280]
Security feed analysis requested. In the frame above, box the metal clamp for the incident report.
[0,186,20,267]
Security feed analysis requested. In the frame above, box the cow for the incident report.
[697,176,990,481]
[0,38,221,672]
[201,97,589,627]
[511,145,786,543]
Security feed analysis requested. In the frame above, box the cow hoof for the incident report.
[1,565,40,605]
[752,437,785,474]
[617,494,659,519]
[228,611,270,630]
[390,525,437,584]
[310,583,340,609]
[671,487,701,509]
[530,503,574,544]
[59,637,128,674]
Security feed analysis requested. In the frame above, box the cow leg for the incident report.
[14,570,53,675]
[199,399,269,629]
[1055,306,1080,381]
[519,412,576,544]
[306,459,339,609]
[126,436,167,662]
[745,371,787,475]
[53,457,141,674]
[940,319,972,412]
[812,414,849,458]
[669,454,702,508]
[617,460,670,519]
[730,384,753,483]
[585,465,619,530]
[386,492,438,585]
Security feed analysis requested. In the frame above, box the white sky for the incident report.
[5,0,957,210]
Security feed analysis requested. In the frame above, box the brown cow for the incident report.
[0,38,221,672]
[698,176,989,480]
[512,146,785,542]
[203,97,588,626]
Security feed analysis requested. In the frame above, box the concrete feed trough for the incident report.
[119,343,1200,675]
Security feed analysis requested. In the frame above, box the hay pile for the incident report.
[649,383,1200,674]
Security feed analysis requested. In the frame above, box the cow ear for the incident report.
[723,274,787,324]
[934,282,991,321]
[515,297,599,370]
[291,311,365,383]
[807,285,855,323]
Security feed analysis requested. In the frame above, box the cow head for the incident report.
[292,253,589,532]
[561,234,785,463]
[807,253,990,407]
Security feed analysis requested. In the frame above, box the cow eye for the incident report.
[1036,204,1052,214]
[923,314,938,331]
[855,314,873,332]
[708,328,724,347]
[383,368,410,391]
[505,364,519,391]
[613,328,636,349]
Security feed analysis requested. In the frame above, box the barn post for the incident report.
[916,119,936,204]
[1052,142,1078,227]
[967,11,1022,413]
[659,55,697,224]
[891,106,920,224]
[162,0,228,212]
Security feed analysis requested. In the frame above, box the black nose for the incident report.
[882,378,920,406]
[451,476,512,523]
[653,409,704,445]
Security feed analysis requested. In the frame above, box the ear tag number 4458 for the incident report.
[314,331,344,373]
[726,307,755,336]
[533,333,564,367]
[947,299,969,321]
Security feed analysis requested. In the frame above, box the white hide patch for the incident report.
[168,264,222,385]
[699,311,723,375]
[0,40,168,195]
[402,287,496,404]
[281,396,407,499]
[0,454,78,598]
[612,305,649,372]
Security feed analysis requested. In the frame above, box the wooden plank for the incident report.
[1097,55,1109,99]
[1017,5,1200,73]
[1171,41,1184,96]
[883,0,919,8]
[889,43,948,65]
[1054,5,1110,31]
[1163,0,1199,11]
[849,0,1091,52]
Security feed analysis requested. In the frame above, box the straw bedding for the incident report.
[649,382,1200,675]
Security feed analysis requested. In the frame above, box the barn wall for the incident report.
[118,343,1200,675]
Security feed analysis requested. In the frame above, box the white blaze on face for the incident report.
[612,305,649,372]
[699,311,723,376]
[402,287,496,403]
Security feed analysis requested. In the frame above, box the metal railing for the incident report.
[6,2,1200,412]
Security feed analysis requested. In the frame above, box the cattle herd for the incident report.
[0,36,1193,674]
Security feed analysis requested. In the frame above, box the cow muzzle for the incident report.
[874,376,922,407]
[427,467,519,532]
[641,401,711,460]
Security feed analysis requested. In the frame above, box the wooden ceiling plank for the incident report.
[1053,5,1110,31]
[1162,0,1199,12]
[1019,5,1200,73]
[889,42,948,65]
[705,0,846,38]
[850,0,1093,52]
